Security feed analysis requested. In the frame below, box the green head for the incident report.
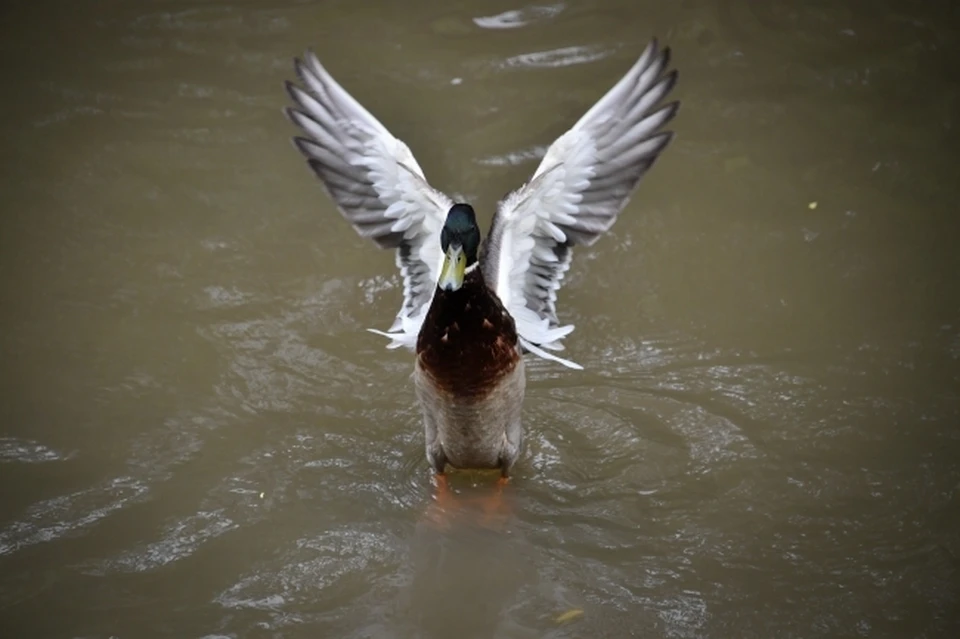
[438,203,480,291]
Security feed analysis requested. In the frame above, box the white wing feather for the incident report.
[481,40,679,369]
[284,52,453,348]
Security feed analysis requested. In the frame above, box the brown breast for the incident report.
[416,272,521,400]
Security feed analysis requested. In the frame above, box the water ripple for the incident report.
[0,437,73,463]
[0,477,149,556]
[475,145,547,167]
[87,510,238,574]
[500,45,614,70]
[473,3,565,30]
[216,527,401,613]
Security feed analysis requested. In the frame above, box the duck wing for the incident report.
[480,39,679,369]
[284,52,453,349]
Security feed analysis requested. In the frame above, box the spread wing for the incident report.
[481,40,679,369]
[284,51,453,349]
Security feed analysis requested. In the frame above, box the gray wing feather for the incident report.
[284,52,453,347]
[481,40,678,365]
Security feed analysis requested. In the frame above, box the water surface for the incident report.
[1,0,959,637]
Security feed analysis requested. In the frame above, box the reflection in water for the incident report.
[1,0,959,637]
[409,516,527,638]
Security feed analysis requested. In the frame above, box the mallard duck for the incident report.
[284,40,678,482]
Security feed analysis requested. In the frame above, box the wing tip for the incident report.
[656,98,681,135]
[519,337,584,370]
[661,69,679,96]
[282,101,303,130]
[303,48,322,71]
[283,81,316,120]
[640,38,674,86]
[641,38,658,62]
[366,327,413,350]
[292,49,332,95]
[291,135,317,158]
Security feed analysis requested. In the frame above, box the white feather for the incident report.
[286,40,678,370]
[285,52,453,346]
[481,40,678,368]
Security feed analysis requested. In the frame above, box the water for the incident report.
[2,0,959,637]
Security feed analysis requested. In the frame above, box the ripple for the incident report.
[475,145,547,167]
[654,591,709,638]
[500,45,614,70]
[473,3,565,30]
[0,437,73,463]
[201,285,253,309]
[0,477,149,556]
[127,7,290,34]
[86,509,237,574]
[216,527,401,612]
[33,105,105,128]
[125,412,217,477]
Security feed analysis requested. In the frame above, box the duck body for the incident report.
[415,266,525,475]
[284,40,679,478]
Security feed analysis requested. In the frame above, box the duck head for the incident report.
[437,203,481,292]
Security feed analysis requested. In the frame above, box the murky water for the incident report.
[2,0,959,637]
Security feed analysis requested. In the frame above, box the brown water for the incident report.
[2,0,959,637]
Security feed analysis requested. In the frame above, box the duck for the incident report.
[284,39,678,486]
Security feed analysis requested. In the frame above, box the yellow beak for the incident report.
[438,245,466,291]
